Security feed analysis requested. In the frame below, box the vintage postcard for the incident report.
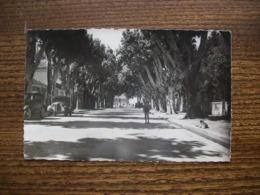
[24,29,231,162]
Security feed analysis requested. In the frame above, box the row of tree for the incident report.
[25,29,231,119]
[117,30,231,119]
[25,30,121,109]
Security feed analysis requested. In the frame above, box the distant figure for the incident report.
[199,120,209,129]
[143,101,151,124]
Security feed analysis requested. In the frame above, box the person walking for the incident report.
[143,101,151,124]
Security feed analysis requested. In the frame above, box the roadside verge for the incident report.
[152,112,231,148]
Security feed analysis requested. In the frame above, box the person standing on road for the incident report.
[143,101,151,124]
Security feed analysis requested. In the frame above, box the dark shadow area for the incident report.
[42,117,61,120]
[90,111,142,116]
[24,117,60,122]
[84,115,167,121]
[24,120,177,130]
[52,114,84,118]
[25,114,85,122]
[24,136,222,162]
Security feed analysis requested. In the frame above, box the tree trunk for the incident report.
[66,63,70,95]
[52,60,62,97]
[47,59,53,98]
[166,94,171,114]
[179,95,184,112]
[138,73,154,100]
[144,65,156,88]
[111,96,115,108]
[153,56,164,87]
[171,97,177,114]
[153,97,159,111]
[26,80,33,92]
[184,32,208,119]
[156,38,184,74]
[76,93,83,109]
[100,84,104,108]
[168,86,177,114]
[158,94,167,113]
[184,76,203,119]
[97,84,101,108]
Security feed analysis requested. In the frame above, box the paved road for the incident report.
[24,108,230,162]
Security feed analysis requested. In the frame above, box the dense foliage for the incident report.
[25,29,231,118]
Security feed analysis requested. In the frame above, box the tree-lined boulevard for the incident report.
[25,29,231,119]
[24,29,231,161]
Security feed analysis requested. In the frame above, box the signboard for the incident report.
[212,101,228,116]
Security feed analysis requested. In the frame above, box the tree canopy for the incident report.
[25,29,231,119]
[117,29,231,118]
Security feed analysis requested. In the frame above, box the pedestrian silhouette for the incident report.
[143,101,151,124]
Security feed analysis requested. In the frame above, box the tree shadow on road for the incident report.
[24,120,177,130]
[24,136,224,162]
[90,112,141,116]
[83,115,167,121]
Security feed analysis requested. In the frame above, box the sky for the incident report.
[88,28,208,52]
[193,35,201,50]
[87,29,125,51]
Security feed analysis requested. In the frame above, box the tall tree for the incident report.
[118,29,231,118]
[150,30,231,118]
[118,30,168,111]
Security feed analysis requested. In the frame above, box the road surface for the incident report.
[24,108,230,162]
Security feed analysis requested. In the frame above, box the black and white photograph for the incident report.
[24,29,231,162]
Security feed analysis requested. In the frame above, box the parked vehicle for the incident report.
[135,102,143,109]
[24,91,46,120]
[47,96,73,116]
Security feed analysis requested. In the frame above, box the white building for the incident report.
[32,68,66,104]
[114,95,129,108]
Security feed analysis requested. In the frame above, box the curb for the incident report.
[167,119,230,148]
